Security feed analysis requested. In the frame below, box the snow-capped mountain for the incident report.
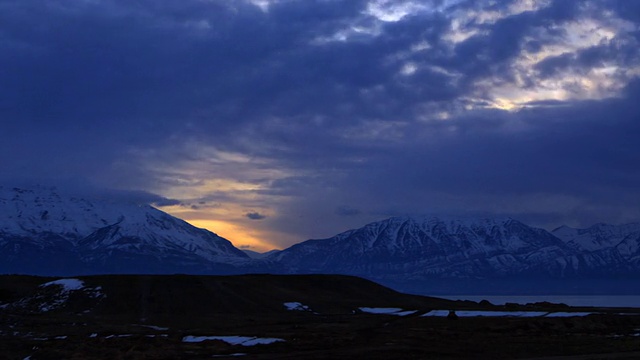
[2,185,639,289]
[552,223,640,252]
[552,223,640,269]
[269,217,639,282]
[0,186,250,275]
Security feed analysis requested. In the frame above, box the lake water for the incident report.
[437,295,640,308]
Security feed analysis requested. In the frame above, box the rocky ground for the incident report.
[1,274,639,359]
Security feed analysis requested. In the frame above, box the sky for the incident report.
[2,0,640,251]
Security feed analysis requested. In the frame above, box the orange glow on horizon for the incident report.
[186,219,277,253]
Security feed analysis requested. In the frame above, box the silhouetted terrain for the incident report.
[1,274,640,359]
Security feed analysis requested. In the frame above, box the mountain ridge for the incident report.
[268,216,640,283]
[2,186,640,291]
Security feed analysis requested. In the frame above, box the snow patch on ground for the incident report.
[284,302,311,311]
[359,307,417,316]
[182,335,285,346]
[37,280,83,312]
[609,332,640,338]
[40,279,84,291]
[27,278,104,312]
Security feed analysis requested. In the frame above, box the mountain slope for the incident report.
[552,223,640,252]
[269,216,640,284]
[270,217,577,280]
[0,186,250,275]
[552,222,640,274]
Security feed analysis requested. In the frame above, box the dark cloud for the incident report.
[2,0,640,247]
[152,198,183,207]
[77,188,184,207]
[246,212,267,220]
[335,206,361,216]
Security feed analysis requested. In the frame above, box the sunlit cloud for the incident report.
[411,40,431,52]
[443,0,552,45]
[400,62,418,76]
[247,0,279,12]
[311,24,382,44]
[125,141,299,250]
[364,0,429,22]
[472,16,640,111]
[444,19,483,45]
[178,217,276,252]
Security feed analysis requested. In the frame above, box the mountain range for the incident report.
[269,217,640,278]
[1,186,639,292]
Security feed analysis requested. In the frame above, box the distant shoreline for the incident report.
[435,294,640,308]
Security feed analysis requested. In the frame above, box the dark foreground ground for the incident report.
[1,274,640,359]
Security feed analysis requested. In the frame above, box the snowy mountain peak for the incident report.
[0,185,249,275]
[552,222,640,252]
[271,215,570,278]
[0,185,149,239]
[340,216,552,253]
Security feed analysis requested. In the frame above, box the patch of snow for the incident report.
[359,307,417,316]
[89,333,98,338]
[609,333,640,338]
[145,334,169,338]
[54,336,67,340]
[87,286,104,299]
[41,278,84,291]
[105,334,133,339]
[182,335,285,346]
[32,278,93,312]
[23,280,104,313]
[284,302,311,311]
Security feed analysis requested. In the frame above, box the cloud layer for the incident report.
[2,0,639,250]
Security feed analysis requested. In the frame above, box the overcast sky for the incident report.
[2,0,640,251]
